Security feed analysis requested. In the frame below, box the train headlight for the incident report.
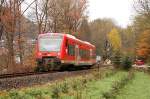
[58,52,60,56]
[38,52,42,56]
[66,49,68,53]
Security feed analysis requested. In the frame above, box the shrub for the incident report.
[72,79,81,91]
[121,56,132,71]
[92,72,102,80]
[103,91,115,99]
[9,91,21,99]
[102,72,134,99]
[25,89,43,99]
[112,51,122,68]
[51,85,61,99]
[8,90,32,99]
[60,81,69,93]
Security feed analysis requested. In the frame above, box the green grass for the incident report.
[0,69,120,99]
[55,71,128,99]
[72,71,128,99]
[3,71,150,99]
[116,72,150,99]
[0,87,52,99]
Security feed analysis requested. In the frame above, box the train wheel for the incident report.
[87,65,92,69]
[35,66,46,72]
[35,62,46,72]
[48,62,61,71]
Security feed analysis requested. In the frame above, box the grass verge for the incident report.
[116,71,150,99]
[102,70,134,99]
[0,69,129,99]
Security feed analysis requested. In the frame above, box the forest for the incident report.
[0,0,150,73]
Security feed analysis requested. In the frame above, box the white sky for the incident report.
[23,0,134,27]
[88,0,134,27]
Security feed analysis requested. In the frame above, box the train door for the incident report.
[75,45,79,65]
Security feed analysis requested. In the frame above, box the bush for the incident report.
[9,91,21,99]
[112,51,122,68]
[72,79,81,91]
[25,89,43,99]
[102,72,134,99]
[51,85,61,99]
[60,81,69,93]
[121,56,132,71]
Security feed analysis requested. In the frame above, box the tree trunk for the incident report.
[18,16,23,65]
[17,1,23,65]
[6,33,15,71]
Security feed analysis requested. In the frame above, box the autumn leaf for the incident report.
[107,28,122,51]
[136,30,150,59]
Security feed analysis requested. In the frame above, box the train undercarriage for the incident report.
[36,57,62,72]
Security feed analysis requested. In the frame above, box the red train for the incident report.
[35,33,96,71]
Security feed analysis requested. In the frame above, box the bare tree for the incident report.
[34,0,49,34]
[134,0,150,17]
[15,0,38,66]
[133,0,150,31]
[28,0,87,34]
[0,0,37,72]
[2,0,17,68]
[46,0,87,33]
[16,0,24,65]
[65,0,87,33]
[78,17,91,41]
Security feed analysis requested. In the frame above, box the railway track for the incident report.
[0,63,101,79]
[0,70,92,90]
[0,72,55,79]
[0,64,112,90]
[0,63,111,79]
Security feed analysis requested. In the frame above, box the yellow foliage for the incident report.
[107,28,122,51]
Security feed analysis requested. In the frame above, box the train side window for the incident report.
[68,44,75,56]
[79,49,90,59]
[79,49,83,58]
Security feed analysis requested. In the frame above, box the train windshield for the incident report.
[39,36,63,52]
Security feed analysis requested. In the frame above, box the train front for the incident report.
[35,33,63,71]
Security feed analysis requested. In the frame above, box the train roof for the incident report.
[38,33,95,48]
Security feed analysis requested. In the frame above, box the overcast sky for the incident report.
[88,0,134,27]
[23,0,134,28]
